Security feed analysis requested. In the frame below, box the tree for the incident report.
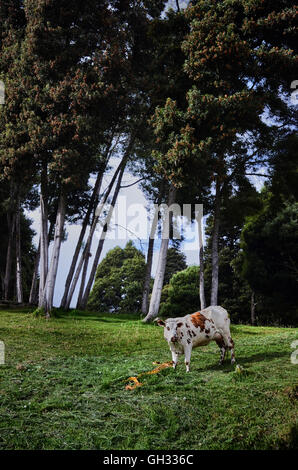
[61,0,168,310]
[87,241,146,313]
[150,0,297,309]
[159,265,200,317]
[0,188,37,302]
[143,185,177,322]
[2,0,161,314]
[141,7,195,322]
[240,132,298,325]
[203,175,262,319]
[241,192,298,325]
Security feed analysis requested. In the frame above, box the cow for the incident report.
[156,305,235,372]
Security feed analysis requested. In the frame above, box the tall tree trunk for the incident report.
[68,133,136,310]
[141,236,155,315]
[60,160,107,308]
[75,168,106,309]
[38,163,49,308]
[4,212,16,300]
[76,215,95,309]
[251,291,256,325]
[29,238,40,305]
[210,176,221,306]
[79,161,127,310]
[15,195,23,303]
[64,155,127,310]
[141,190,164,316]
[143,185,176,323]
[42,191,66,316]
[197,207,206,310]
[30,219,54,305]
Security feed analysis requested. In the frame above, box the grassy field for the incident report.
[0,308,297,450]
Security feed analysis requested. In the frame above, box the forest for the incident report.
[0,0,297,324]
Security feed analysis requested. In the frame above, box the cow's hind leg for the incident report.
[227,335,236,364]
[184,346,192,372]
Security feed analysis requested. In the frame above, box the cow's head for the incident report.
[156,318,183,343]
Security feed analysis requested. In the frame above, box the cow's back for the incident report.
[200,305,230,334]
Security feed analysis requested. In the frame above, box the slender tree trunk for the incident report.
[64,156,126,310]
[42,191,66,316]
[210,177,221,306]
[251,291,256,325]
[30,219,54,305]
[65,212,98,310]
[29,238,40,305]
[141,236,155,315]
[76,225,93,309]
[68,133,136,310]
[143,185,176,323]
[4,212,16,300]
[197,209,206,310]
[75,170,106,309]
[15,196,23,303]
[39,163,49,308]
[79,161,127,310]
[0,271,4,297]
[60,162,107,308]
[141,190,164,315]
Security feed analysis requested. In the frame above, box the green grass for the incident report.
[0,308,297,450]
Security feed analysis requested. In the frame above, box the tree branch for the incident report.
[120,177,145,189]
[244,173,270,177]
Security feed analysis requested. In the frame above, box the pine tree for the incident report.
[150,0,298,308]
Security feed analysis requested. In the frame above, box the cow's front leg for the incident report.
[184,345,192,372]
[171,349,179,370]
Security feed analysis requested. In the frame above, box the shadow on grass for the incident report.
[183,348,290,374]
[239,350,290,365]
[234,330,260,335]
[273,425,298,450]
[57,311,143,324]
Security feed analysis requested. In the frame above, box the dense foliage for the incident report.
[160,265,200,317]
[163,246,187,285]
[87,241,146,313]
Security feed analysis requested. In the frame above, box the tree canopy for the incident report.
[87,241,146,313]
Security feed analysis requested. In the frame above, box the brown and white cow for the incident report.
[156,305,235,372]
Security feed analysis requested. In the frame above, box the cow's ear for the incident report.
[155,318,165,327]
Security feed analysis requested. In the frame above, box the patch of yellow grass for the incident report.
[125,361,173,390]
